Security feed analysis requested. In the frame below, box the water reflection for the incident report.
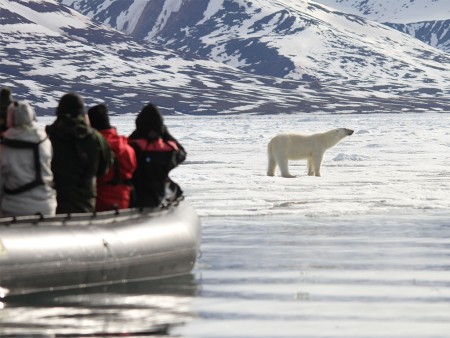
[0,274,198,337]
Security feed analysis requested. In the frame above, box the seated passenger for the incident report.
[88,103,137,211]
[46,93,114,214]
[128,103,186,208]
[0,101,56,217]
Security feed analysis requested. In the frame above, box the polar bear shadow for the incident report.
[267,128,354,178]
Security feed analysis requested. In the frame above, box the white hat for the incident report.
[7,101,36,128]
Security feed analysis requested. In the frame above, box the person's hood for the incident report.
[135,103,164,135]
[7,101,36,128]
[56,93,85,117]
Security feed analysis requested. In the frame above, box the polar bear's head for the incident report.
[324,128,354,148]
[336,128,354,138]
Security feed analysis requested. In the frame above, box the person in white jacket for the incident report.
[0,101,56,217]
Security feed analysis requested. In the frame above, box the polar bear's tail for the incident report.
[267,142,276,176]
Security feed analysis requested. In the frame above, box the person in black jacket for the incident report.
[128,103,186,207]
[46,93,114,214]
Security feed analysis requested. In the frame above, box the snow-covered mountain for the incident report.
[316,0,450,52]
[58,0,450,83]
[386,20,449,53]
[1,0,449,116]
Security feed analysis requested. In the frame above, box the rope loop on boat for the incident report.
[32,212,44,225]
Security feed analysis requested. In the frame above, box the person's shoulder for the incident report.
[107,132,135,153]
[90,127,105,138]
[128,129,140,140]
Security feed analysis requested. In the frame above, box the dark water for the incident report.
[1,214,450,337]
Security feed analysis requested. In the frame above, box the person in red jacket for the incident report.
[128,103,186,208]
[88,104,137,211]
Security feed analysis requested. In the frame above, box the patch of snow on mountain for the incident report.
[146,0,183,40]
[6,0,89,33]
[198,0,225,25]
[116,0,150,35]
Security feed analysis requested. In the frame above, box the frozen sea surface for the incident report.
[160,112,450,218]
[1,112,448,337]
[37,112,450,219]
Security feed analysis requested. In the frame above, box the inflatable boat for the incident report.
[0,199,201,297]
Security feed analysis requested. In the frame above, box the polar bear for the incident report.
[267,128,354,178]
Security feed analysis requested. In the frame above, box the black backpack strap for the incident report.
[101,157,133,186]
[1,137,47,195]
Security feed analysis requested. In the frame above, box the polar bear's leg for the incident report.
[311,153,324,177]
[307,158,314,176]
[277,156,295,178]
[267,151,277,176]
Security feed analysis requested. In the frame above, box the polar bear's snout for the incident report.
[345,128,354,135]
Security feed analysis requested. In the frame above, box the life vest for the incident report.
[129,137,180,207]
[131,138,179,154]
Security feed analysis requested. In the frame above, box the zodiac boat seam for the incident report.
[0,198,201,297]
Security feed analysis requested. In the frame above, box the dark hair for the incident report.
[0,87,13,117]
[0,87,13,101]
[56,93,85,117]
[135,103,164,135]
[88,103,111,130]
